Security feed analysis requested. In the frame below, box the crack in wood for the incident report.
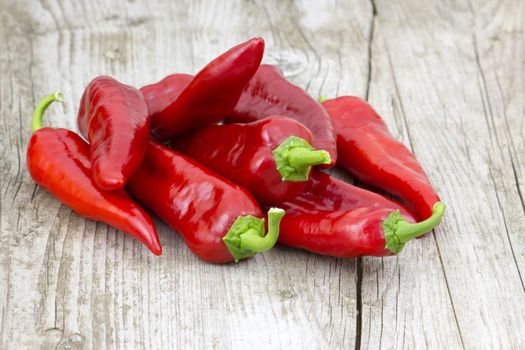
[356,2,377,348]
[487,153,525,293]
[365,0,377,101]
[354,258,363,350]
[432,232,466,350]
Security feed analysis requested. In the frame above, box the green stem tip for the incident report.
[318,96,327,103]
[383,202,446,254]
[32,91,64,132]
[222,208,285,263]
[272,136,331,182]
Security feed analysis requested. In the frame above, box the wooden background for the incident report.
[1,0,524,348]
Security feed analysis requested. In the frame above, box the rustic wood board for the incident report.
[0,0,523,348]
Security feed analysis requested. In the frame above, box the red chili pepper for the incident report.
[140,73,193,117]
[174,116,331,204]
[149,38,264,141]
[225,64,337,167]
[77,76,150,190]
[126,141,285,263]
[28,92,162,255]
[277,170,445,257]
[284,170,416,217]
[321,96,444,220]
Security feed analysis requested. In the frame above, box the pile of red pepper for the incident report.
[27,38,445,264]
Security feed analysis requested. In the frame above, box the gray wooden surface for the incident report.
[1,0,524,349]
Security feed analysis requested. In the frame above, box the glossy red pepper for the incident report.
[28,92,162,255]
[284,170,415,217]
[140,73,193,117]
[149,38,265,141]
[225,64,337,167]
[174,116,331,204]
[277,170,444,257]
[126,141,285,264]
[77,76,150,190]
[322,96,444,221]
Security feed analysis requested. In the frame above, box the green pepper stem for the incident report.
[396,203,445,240]
[272,136,332,182]
[286,148,331,168]
[32,91,64,132]
[222,208,285,262]
[239,208,285,253]
[384,202,446,254]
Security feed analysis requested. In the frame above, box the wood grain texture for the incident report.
[0,0,524,349]
[359,1,525,348]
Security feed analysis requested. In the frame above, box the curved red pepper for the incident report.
[225,64,337,167]
[149,38,265,141]
[77,76,150,190]
[174,116,331,204]
[28,92,162,255]
[140,73,193,117]
[322,96,443,221]
[280,208,400,257]
[284,170,415,217]
[277,170,444,257]
[126,141,284,264]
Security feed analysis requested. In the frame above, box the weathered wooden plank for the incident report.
[0,0,373,348]
[359,0,525,348]
[469,0,525,289]
[357,16,464,350]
